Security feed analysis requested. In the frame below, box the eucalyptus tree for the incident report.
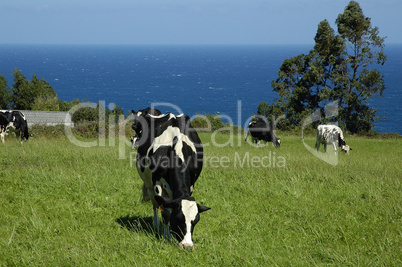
[334,0,386,133]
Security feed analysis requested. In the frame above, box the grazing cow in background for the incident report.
[315,125,352,155]
[245,118,281,147]
[0,110,30,143]
[133,109,210,250]
[131,107,161,149]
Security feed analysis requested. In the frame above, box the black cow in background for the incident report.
[0,111,30,143]
[245,117,281,147]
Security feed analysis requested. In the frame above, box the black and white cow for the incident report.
[315,125,351,155]
[133,110,210,250]
[131,108,162,149]
[0,110,30,143]
[245,118,281,147]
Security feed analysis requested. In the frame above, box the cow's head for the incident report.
[21,124,30,141]
[155,195,210,250]
[131,110,143,134]
[341,145,352,155]
[131,108,162,137]
[275,138,281,148]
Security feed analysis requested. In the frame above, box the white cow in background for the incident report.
[315,125,352,155]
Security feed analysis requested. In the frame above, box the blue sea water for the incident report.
[0,44,401,133]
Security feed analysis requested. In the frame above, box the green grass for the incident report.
[0,132,401,266]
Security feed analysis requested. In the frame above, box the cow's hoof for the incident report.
[180,243,194,251]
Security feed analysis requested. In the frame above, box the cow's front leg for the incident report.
[153,206,160,231]
[324,143,327,152]
[333,142,338,155]
[161,209,171,241]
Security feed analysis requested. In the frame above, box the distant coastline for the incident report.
[0,44,401,134]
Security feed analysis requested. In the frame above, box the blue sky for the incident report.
[0,0,400,45]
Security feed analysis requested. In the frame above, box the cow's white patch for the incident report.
[154,184,162,196]
[150,113,175,120]
[7,121,16,130]
[180,199,198,247]
[147,126,197,162]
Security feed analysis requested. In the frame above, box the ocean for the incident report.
[0,44,401,133]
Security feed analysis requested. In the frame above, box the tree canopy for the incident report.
[0,68,124,123]
[258,1,386,134]
[9,68,62,111]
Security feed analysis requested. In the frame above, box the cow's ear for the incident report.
[197,204,211,213]
[132,110,136,115]
[349,147,353,150]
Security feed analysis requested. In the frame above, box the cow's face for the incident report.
[275,138,281,148]
[342,145,352,155]
[131,111,151,143]
[131,111,142,134]
[156,196,210,250]
[131,108,162,135]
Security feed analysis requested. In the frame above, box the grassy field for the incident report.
[0,132,401,266]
